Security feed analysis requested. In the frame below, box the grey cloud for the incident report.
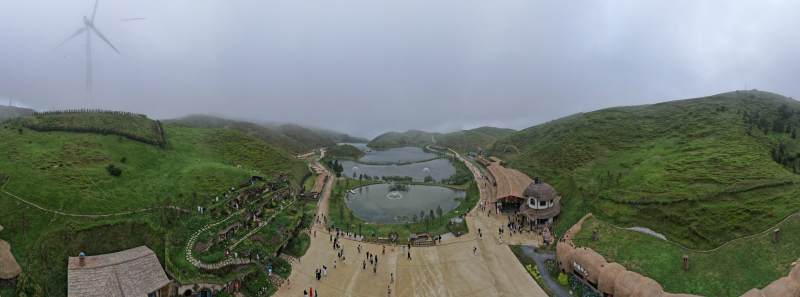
[1,0,798,139]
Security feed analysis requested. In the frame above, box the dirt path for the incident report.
[1,189,188,217]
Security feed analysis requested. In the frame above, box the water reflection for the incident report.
[345,184,464,224]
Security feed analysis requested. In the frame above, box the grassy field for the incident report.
[166,114,312,155]
[326,177,477,242]
[573,216,800,296]
[491,90,800,249]
[0,112,307,296]
[0,123,301,214]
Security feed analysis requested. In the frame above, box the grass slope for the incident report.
[166,114,311,155]
[0,121,302,214]
[0,105,35,122]
[491,90,800,249]
[278,124,337,149]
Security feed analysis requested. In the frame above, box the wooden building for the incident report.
[67,246,171,297]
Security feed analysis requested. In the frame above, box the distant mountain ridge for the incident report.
[164,115,310,154]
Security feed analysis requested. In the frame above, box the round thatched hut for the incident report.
[0,239,22,287]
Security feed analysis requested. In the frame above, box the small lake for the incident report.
[339,143,439,164]
[345,184,465,224]
[340,158,455,182]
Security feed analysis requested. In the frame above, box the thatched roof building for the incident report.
[485,156,533,203]
[67,246,170,297]
[0,239,21,281]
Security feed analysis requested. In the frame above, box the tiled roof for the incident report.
[67,246,169,297]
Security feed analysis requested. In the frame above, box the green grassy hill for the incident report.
[325,144,365,159]
[7,111,165,146]
[368,127,515,153]
[0,116,305,214]
[278,124,337,149]
[166,114,311,155]
[0,105,35,122]
[491,90,800,249]
[435,127,517,154]
[367,129,436,149]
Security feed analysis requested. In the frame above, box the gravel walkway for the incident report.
[520,245,572,297]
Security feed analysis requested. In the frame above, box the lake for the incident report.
[340,158,455,182]
[344,184,465,224]
[338,143,439,164]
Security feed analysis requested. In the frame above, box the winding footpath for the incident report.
[1,189,189,217]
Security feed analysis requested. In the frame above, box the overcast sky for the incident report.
[1,1,799,139]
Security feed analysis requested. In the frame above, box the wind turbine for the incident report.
[56,0,119,109]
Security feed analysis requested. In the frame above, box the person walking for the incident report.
[334,261,337,269]
[298,256,301,263]
[363,260,366,270]
[304,290,308,297]
[499,236,502,244]
[323,266,327,276]
[373,264,377,274]
[375,256,378,265]
[314,230,316,237]
[473,247,477,256]
[390,273,394,283]
[407,250,411,260]
[287,279,291,289]
[382,246,385,255]
[388,285,392,296]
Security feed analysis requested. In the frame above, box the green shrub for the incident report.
[558,273,568,286]
[198,252,224,263]
[106,164,122,176]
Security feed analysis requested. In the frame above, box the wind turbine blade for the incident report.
[122,18,146,21]
[91,0,99,22]
[91,27,119,54]
[55,27,87,49]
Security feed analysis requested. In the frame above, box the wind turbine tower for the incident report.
[56,0,119,109]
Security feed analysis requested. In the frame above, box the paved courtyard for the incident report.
[274,155,548,297]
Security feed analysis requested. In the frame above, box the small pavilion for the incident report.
[485,157,561,230]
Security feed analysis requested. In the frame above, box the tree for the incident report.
[412,214,418,224]
[423,214,429,229]
[436,206,443,223]
[419,211,425,225]
[353,172,357,178]
[793,129,797,139]
[359,174,363,182]
[429,209,435,226]
[424,175,434,183]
